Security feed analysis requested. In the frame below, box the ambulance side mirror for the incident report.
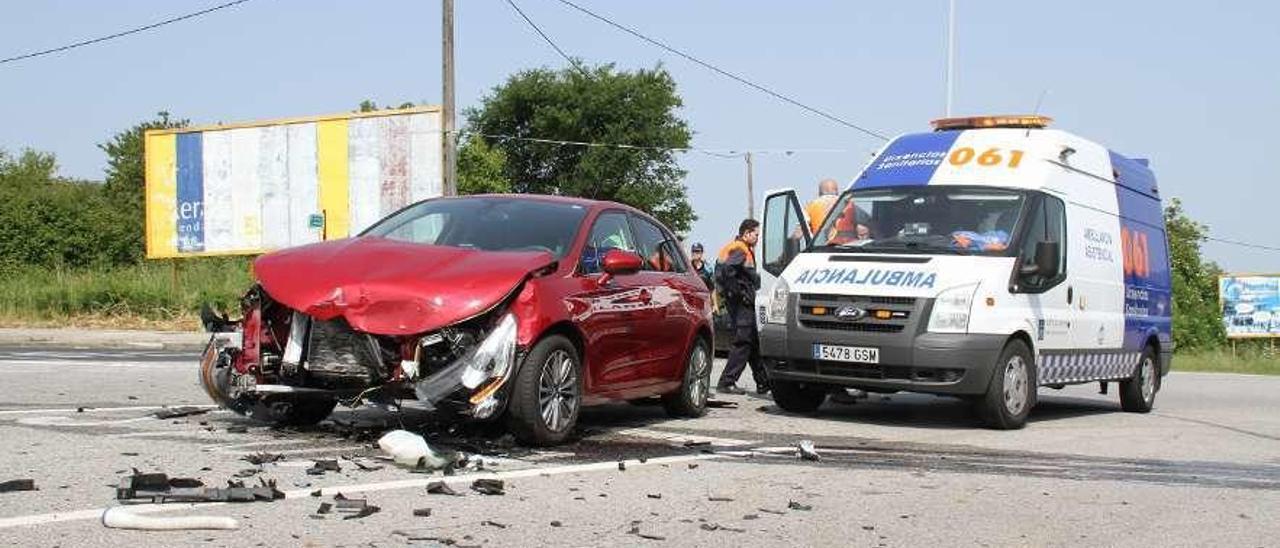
[1020,241,1060,279]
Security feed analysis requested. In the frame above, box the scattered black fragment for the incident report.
[683,441,711,447]
[627,526,666,541]
[306,460,341,476]
[310,490,322,497]
[471,479,505,496]
[168,477,204,489]
[618,462,627,471]
[862,525,875,531]
[120,452,139,457]
[234,469,260,478]
[758,508,785,515]
[76,407,85,413]
[0,479,36,493]
[344,505,380,520]
[701,523,746,533]
[346,459,383,472]
[706,400,738,409]
[116,473,282,503]
[550,520,562,527]
[154,406,212,419]
[787,501,813,511]
[687,463,699,470]
[743,514,759,520]
[638,457,648,464]
[243,453,284,465]
[316,502,333,515]
[708,496,734,502]
[427,482,463,496]
[226,426,249,434]
[647,493,662,499]
[482,520,508,529]
[127,396,138,400]
[413,508,432,517]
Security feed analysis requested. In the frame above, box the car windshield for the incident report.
[812,186,1027,255]
[361,197,588,258]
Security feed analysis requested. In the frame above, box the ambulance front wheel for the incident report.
[771,380,828,414]
[977,340,1035,430]
[1120,346,1159,413]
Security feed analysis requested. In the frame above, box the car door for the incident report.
[1008,193,1075,383]
[628,214,694,382]
[758,189,813,327]
[570,210,650,391]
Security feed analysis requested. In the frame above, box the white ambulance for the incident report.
[757,115,1172,429]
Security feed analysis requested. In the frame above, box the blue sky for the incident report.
[2,1,1277,271]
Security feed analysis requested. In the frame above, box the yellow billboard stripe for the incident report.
[316,119,350,239]
[144,132,178,258]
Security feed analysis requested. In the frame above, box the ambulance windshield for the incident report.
[812,186,1026,255]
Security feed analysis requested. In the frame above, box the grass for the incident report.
[1173,346,1280,376]
[0,257,252,331]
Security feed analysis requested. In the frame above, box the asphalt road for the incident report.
[0,347,1277,547]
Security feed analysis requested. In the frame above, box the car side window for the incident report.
[1017,194,1067,290]
[581,211,636,274]
[630,216,686,273]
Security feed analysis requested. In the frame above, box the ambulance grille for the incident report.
[799,320,905,333]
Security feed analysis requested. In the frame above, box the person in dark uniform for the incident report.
[690,242,714,291]
[714,219,770,395]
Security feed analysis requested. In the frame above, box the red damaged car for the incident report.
[199,195,714,445]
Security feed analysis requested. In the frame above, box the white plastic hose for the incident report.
[101,507,239,531]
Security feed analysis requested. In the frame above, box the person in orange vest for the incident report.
[804,179,840,234]
[714,219,769,395]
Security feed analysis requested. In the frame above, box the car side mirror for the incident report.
[600,249,642,285]
[1020,241,1060,278]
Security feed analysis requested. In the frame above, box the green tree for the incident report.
[466,63,695,233]
[457,137,511,195]
[1165,198,1225,351]
[98,111,189,263]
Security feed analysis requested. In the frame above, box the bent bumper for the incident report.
[761,323,1006,395]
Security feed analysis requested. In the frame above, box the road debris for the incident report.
[708,496,734,502]
[379,430,450,469]
[647,493,662,499]
[550,520,563,527]
[233,469,260,478]
[687,463,699,470]
[427,481,463,496]
[116,472,283,504]
[706,399,738,409]
[306,459,342,476]
[153,406,212,420]
[618,461,627,471]
[700,523,746,533]
[787,501,813,511]
[0,479,37,493]
[316,502,333,515]
[101,507,238,531]
[243,452,285,465]
[628,525,666,541]
[471,478,505,496]
[797,440,821,462]
[482,520,508,529]
[742,514,759,520]
[226,426,249,434]
[333,493,381,520]
[413,508,433,517]
[683,440,711,447]
[758,508,786,515]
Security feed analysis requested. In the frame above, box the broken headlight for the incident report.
[459,313,518,390]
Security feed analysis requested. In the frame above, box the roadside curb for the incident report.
[0,328,208,351]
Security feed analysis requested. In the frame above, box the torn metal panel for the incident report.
[252,237,552,336]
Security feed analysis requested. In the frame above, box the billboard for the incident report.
[144,106,443,258]
[1220,274,1280,338]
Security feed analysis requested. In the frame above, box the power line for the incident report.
[0,0,254,66]
[462,130,852,159]
[552,0,891,142]
[1204,236,1280,253]
[504,0,586,74]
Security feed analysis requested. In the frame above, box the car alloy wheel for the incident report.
[538,349,578,432]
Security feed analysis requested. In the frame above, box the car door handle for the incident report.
[1067,286,1073,305]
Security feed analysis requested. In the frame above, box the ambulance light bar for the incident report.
[931,115,1052,131]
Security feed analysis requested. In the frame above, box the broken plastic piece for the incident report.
[787,501,813,511]
[153,406,212,420]
[426,482,463,496]
[413,508,433,517]
[101,507,238,531]
[797,440,821,462]
[379,430,449,469]
[243,452,285,465]
[471,479,505,496]
[482,520,508,529]
[0,479,36,493]
[316,502,333,515]
[306,460,342,476]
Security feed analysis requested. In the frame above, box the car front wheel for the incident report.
[977,339,1035,430]
[506,335,582,446]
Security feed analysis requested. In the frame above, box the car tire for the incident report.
[505,335,582,446]
[663,338,712,418]
[198,342,252,416]
[977,339,1035,430]
[771,380,828,414]
[1120,346,1159,413]
[251,396,338,427]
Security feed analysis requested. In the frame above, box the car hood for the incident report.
[253,237,555,336]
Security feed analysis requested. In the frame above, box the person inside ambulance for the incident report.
[826,200,873,246]
[948,201,1018,252]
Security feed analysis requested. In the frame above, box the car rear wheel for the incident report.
[1120,346,1159,413]
[663,338,712,418]
[977,339,1034,430]
[506,335,582,446]
[771,380,828,414]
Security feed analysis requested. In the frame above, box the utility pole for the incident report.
[945,0,955,117]
[442,0,457,195]
[745,152,755,219]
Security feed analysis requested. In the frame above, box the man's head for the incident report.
[818,178,839,197]
[738,219,761,246]
[690,242,704,260]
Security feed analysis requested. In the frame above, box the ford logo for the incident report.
[835,306,866,321]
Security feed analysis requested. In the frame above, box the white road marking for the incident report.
[0,451,742,530]
[612,426,756,447]
[0,359,193,369]
[0,405,217,416]
[17,416,158,427]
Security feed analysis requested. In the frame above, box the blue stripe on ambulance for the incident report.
[1110,150,1173,355]
[852,130,963,190]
